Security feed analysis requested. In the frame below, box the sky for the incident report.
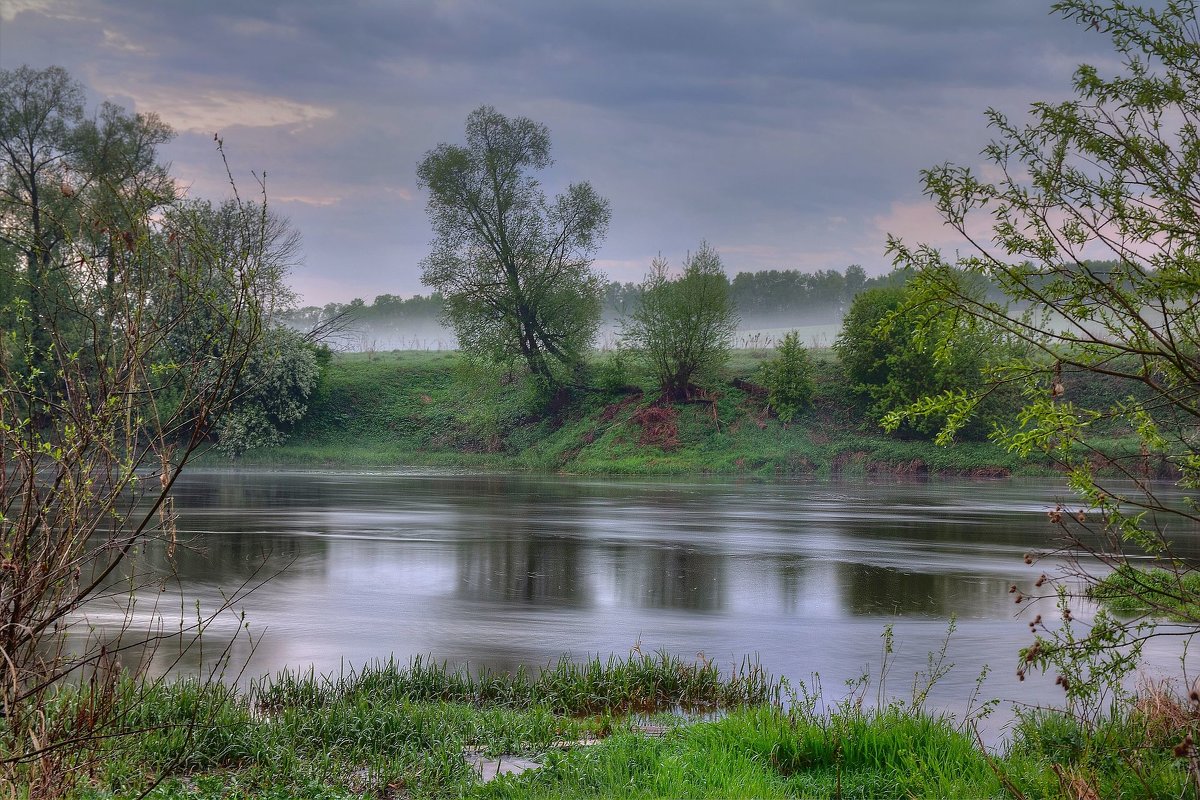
[0,0,1117,306]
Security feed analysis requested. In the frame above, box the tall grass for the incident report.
[252,651,780,716]
[44,650,1200,799]
[62,652,779,798]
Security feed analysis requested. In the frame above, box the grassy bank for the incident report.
[33,653,1199,799]
[224,349,1037,476]
[1092,566,1200,620]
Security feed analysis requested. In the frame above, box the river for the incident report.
[81,468,1199,742]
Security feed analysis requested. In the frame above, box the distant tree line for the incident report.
[732,265,868,319]
[281,292,445,334]
[604,265,892,322]
[282,264,910,342]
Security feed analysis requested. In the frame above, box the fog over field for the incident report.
[284,311,845,354]
[281,264,895,351]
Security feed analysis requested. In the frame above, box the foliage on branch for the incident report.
[885,0,1200,672]
[834,284,1001,440]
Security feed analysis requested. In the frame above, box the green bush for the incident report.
[834,285,998,440]
[759,331,813,422]
[216,326,322,457]
[593,347,637,394]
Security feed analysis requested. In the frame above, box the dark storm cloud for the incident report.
[0,0,1115,301]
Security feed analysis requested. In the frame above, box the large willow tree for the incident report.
[417,106,610,392]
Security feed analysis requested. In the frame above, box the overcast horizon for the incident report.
[0,1,1117,306]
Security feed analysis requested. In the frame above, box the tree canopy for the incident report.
[0,66,175,421]
[417,105,610,391]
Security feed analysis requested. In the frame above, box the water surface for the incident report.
[87,470,1199,740]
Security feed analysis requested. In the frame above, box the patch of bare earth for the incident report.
[631,405,681,450]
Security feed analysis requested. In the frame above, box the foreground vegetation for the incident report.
[30,653,1197,799]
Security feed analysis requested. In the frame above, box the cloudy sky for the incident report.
[0,0,1115,305]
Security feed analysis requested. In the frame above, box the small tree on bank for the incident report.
[417,106,610,394]
[622,243,738,400]
[760,331,814,423]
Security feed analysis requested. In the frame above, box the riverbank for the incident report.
[51,654,1196,799]
[223,350,1054,476]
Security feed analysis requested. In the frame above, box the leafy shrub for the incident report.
[593,347,637,394]
[834,285,997,440]
[759,331,813,422]
[216,326,321,456]
[621,242,738,400]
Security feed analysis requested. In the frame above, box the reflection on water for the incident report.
[456,535,589,607]
[79,469,1200,739]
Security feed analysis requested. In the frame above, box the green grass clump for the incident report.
[1002,706,1196,799]
[253,652,780,717]
[492,705,998,800]
[472,703,1195,800]
[57,653,779,799]
[1090,565,1200,620]
[35,655,1200,799]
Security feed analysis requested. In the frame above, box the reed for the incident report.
[252,651,780,716]
[47,650,1200,798]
